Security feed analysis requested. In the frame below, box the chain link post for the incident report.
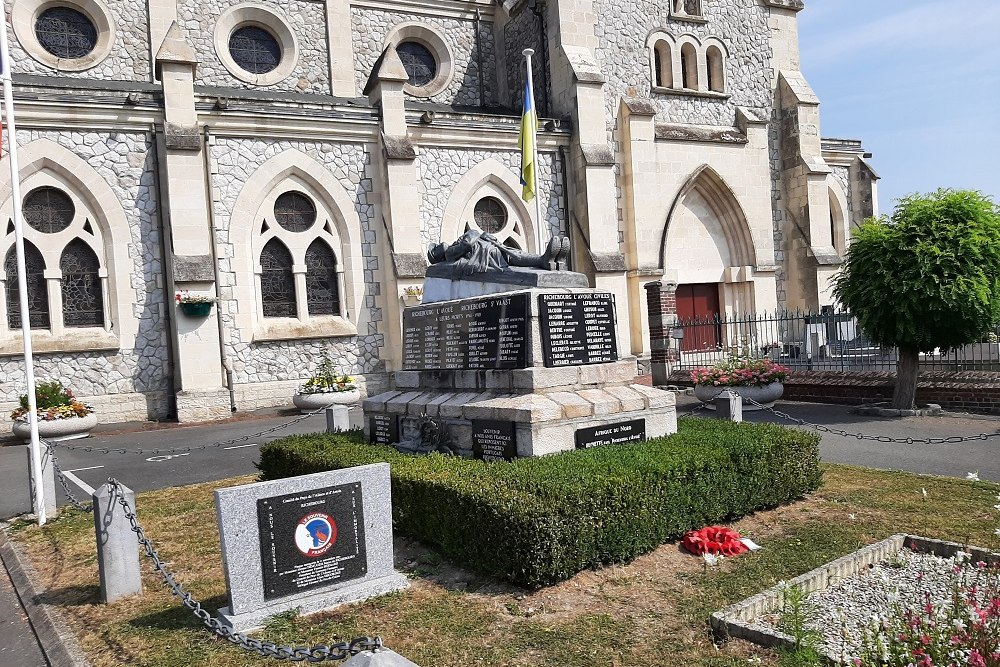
[24,444,56,518]
[713,390,743,422]
[93,482,143,603]
[342,648,421,667]
[326,405,350,433]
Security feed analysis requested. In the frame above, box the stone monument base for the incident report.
[217,572,409,632]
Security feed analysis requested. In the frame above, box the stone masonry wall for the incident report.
[210,139,384,388]
[0,129,170,422]
[416,148,566,248]
[504,4,547,113]
[178,0,330,93]
[352,8,497,106]
[594,0,772,129]
[4,0,151,82]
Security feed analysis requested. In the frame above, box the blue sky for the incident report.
[797,0,1000,215]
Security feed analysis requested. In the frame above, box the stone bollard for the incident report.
[326,405,351,433]
[93,483,143,603]
[714,390,743,422]
[25,445,57,517]
[342,649,421,667]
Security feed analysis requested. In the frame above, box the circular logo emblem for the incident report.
[294,512,337,557]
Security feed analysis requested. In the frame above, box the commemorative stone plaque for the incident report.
[539,293,619,367]
[402,293,530,370]
[369,414,399,446]
[215,464,407,631]
[257,483,367,600]
[575,419,646,449]
[472,420,518,462]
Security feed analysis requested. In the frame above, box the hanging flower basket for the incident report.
[179,301,213,317]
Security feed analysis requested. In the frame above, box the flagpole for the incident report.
[1,7,46,525]
[523,49,546,253]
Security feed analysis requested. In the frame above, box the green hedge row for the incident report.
[258,419,822,587]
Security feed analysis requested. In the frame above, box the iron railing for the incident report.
[670,310,1000,374]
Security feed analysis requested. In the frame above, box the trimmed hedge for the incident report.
[258,418,821,587]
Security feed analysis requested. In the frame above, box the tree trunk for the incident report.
[892,346,920,409]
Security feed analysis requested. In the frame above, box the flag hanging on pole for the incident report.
[518,78,537,203]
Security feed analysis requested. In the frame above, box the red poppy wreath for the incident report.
[681,526,749,557]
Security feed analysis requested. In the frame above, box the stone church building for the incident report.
[0,0,878,426]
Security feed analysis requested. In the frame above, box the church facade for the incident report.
[0,0,878,426]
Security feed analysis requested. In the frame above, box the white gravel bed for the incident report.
[748,548,981,661]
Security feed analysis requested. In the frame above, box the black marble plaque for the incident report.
[368,414,399,446]
[539,293,619,368]
[574,419,646,449]
[257,483,367,601]
[403,293,530,370]
[472,420,518,462]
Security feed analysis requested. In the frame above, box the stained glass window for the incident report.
[24,187,75,234]
[397,41,436,87]
[60,239,103,327]
[229,25,281,74]
[4,244,50,329]
[474,197,507,235]
[260,240,296,317]
[35,7,97,59]
[305,240,339,316]
[274,192,316,233]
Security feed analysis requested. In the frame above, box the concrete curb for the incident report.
[0,529,91,667]
[849,403,943,417]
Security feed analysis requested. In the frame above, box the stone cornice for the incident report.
[759,0,804,12]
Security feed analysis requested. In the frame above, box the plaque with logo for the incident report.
[369,414,399,446]
[257,483,368,600]
[539,293,619,368]
[472,420,518,462]
[402,293,530,370]
[574,419,645,449]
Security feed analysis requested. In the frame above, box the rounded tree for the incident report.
[833,189,1000,409]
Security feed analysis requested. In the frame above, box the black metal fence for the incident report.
[671,310,1000,374]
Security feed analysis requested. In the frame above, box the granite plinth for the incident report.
[423,268,589,304]
[214,464,407,631]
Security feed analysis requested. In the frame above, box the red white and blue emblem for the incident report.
[294,512,337,557]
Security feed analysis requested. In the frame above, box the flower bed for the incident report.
[10,380,94,423]
[691,356,789,388]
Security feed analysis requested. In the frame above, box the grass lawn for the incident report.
[6,427,1000,667]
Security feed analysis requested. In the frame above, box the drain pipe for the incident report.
[202,125,237,412]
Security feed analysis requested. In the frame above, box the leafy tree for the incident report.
[833,189,1000,409]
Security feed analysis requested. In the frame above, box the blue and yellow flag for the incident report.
[518,79,537,202]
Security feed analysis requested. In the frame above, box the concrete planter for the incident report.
[292,389,361,413]
[401,295,422,308]
[694,382,784,410]
[11,412,98,442]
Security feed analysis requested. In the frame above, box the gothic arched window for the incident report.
[305,240,339,316]
[60,239,103,327]
[4,242,50,329]
[260,239,296,317]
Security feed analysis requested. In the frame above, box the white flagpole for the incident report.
[1,8,46,525]
[523,49,546,252]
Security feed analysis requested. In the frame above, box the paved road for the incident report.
[0,561,46,667]
[676,396,1000,483]
[0,408,363,520]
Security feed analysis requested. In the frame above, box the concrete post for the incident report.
[326,405,350,433]
[93,482,143,603]
[25,445,56,517]
[714,390,743,422]
[342,649,420,667]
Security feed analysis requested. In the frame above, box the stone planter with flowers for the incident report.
[400,285,423,308]
[10,380,97,442]
[691,356,789,410]
[292,353,361,413]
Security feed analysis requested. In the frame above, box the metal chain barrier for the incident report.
[49,442,94,513]
[105,477,380,662]
[51,405,332,457]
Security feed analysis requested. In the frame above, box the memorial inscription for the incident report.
[369,414,399,446]
[257,483,367,601]
[403,293,530,370]
[575,419,646,449]
[472,420,518,462]
[539,293,619,368]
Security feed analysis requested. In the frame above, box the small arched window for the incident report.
[4,242,50,329]
[680,43,698,90]
[706,45,725,93]
[260,239,296,318]
[305,240,339,316]
[653,41,674,88]
[60,239,104,327]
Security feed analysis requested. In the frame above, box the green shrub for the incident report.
[258,418,822,587]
